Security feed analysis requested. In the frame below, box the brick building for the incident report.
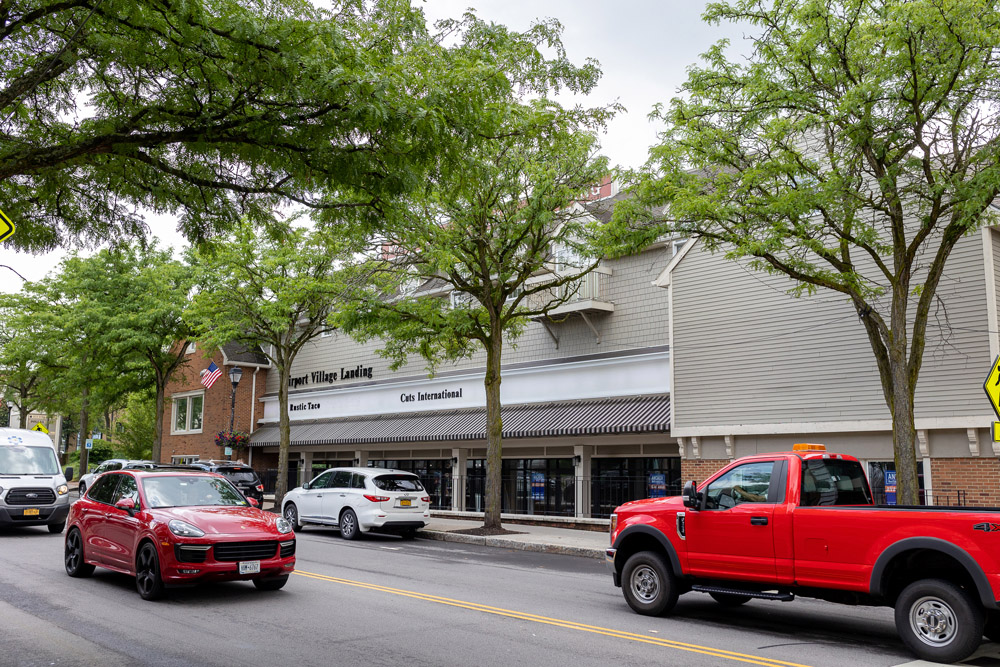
[161,342,270,464]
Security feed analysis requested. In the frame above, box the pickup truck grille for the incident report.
[5,488,56,505]
[213,541,278,562]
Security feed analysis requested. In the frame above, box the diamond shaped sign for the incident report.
[984,354,1000,421]
[0,207,13,243]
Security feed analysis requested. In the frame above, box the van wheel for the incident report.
[621,551,678,616]
[64,528,95,577]
[895,578,983,663]
[710,592,751,606]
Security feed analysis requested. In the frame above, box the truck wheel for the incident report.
[621,551,678,616]
[710,592,751,606]
[894,578,983,663]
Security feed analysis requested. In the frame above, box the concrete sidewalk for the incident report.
[419,517,608,559]
[273,496,610,560]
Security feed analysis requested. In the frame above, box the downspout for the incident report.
[248,367,260,466]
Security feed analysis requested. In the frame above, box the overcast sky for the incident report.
[0,0,748,291]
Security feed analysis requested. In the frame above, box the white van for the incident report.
[0,427,73,533]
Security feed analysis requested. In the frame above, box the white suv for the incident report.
[77,458,129,497]
[282,467,430,539]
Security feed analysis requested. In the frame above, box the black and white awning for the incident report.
[247,394,670,447]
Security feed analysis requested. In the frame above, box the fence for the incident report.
[872,489,968,507]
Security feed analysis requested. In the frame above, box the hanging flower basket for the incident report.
[215,430,250,451]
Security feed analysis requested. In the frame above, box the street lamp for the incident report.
[227,366,243,460]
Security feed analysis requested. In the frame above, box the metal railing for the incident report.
[557,271,608,302]
[872,489,968,507]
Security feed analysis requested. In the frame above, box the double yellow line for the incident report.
[294,570,812,667]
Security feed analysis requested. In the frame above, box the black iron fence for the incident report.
[872,489,968,507]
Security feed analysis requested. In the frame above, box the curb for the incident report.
[418,529,604,560]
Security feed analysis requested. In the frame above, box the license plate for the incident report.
[239,560,260,575]
[23,508,39,516]
[399,499,411,507]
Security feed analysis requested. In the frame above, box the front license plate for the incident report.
[239,560,261,575]
[399,499,411,507]
[23,508,39,516]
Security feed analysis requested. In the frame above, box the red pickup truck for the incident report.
[607,444,1000,663]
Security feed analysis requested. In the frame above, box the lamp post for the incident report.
[227,366,243,460]
[4,400,12,429]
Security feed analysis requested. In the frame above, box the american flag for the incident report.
[200,362,222,389]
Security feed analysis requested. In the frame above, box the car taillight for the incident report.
[363,494,390,503]
[421,496,431,503]
[256,485,264,492]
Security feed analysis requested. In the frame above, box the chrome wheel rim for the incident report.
[136,547,157,596]
[283,505,297,526]
[630,564,660,603]
[910,595,958,646]
[65,531,81,571]
[341,512,356,536]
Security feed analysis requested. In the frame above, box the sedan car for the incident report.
[65,470,295,600]
[281,467,430,539]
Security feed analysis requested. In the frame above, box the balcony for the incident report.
[530,267,613,346]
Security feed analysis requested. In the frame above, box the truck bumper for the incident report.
[606,548,621,587]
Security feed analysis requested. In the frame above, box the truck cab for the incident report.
[0,427,73,533]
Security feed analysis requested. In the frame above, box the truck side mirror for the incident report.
[682,480,702,510]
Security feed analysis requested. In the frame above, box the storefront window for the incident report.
[369,459,452,510]
[590,457,682,518]
[465,458,575,517]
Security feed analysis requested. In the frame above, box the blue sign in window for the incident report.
[649,473,666,498]
[885,470,896,505]
[531,472,545,501]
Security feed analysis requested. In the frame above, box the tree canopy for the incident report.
[619,0,1000,503]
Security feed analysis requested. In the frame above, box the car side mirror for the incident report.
[247,497,259,508]
[682,480,702,510]
[64,467,74,481]
[115,498,137,516]
[302,482,310,490]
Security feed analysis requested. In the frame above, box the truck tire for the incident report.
[894,578,984,663]
[621,551,678,616]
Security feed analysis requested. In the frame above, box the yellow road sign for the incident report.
[0,207,13,243]
[31,423,48,434]
[984,355,1000,420]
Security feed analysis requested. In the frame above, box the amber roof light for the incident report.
[792,443,827,451]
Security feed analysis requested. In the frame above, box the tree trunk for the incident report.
[152,379,166,463]
[274,362,291,508]
[78,387,90,478]
[889,339,920,506]
[18,406,27,429]
[483,332,504,531]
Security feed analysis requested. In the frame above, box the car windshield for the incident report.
[372,474,423,492]
[0,445,60,475]
[141,475,249,509]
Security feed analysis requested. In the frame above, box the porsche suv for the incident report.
[281,467,430,539]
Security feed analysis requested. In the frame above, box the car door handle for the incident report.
[750,516,768,526]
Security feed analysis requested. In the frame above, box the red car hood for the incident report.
[150,506,283,537]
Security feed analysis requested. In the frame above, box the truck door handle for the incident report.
[750,516,768,526]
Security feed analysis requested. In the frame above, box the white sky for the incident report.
[0,0,748,292]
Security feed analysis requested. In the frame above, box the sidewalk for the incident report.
[263,496,607,559]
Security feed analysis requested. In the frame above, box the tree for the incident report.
[618,0,1000,504]
[185,220,354,507]
[1,0,450,251]
[0,293,46,428]
[113,390,157,461]
[337,97,618,531]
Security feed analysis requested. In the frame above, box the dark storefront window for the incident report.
[869,460,930,505]
[590,457,682,518]
[465,458,576,517]
[368,459,452,510]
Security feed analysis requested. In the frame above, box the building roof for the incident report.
[221,342,270,367]
[248,394,670,447]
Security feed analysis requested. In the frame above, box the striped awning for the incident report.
[248,394,670,447]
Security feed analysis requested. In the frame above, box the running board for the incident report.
[691,585,794,601]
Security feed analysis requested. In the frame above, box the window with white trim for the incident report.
[171,391,204,434]
[185,342,196,354]
[672,238,689,256]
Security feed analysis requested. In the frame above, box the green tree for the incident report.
[185,220,354,506]
[619,0,1000,504]
[0,292,46,428]
[336,17,619,530]
[1,0,447,251]
[113,390,157,461]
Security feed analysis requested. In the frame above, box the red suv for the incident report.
[65,469,295,600]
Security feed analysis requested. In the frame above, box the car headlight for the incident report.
[275,518,293,534]
[168,519,205,538]
[57,484,69,496]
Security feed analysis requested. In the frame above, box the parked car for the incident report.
[0,427,73,533]
[77,458,128,497]
[606,443,1000,664]
[186,461,264,506]
[281,467,430,539]
[65,469,295,600]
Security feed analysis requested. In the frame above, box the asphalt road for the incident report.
[2,522,999,667]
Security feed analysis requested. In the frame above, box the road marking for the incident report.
[294,570,812,667]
